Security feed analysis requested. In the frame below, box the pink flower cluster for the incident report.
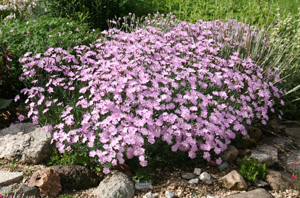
[16,16,284,173]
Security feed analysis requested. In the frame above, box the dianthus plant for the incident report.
[16,13,284,173]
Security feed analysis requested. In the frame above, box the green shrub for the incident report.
[45,0,160,30]
[238,157,267,183]
[0,15,101,99]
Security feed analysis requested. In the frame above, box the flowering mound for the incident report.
[16,15,284,173]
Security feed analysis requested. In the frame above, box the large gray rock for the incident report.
[0,123,51,164]
[218,170,248,191]
[93,170,134,198]
[249,151,274,167]
[0,171,23,187]
[225,188,274,198]
[256,144,278,164]
[0,184,39,197]
[50,165,100,191]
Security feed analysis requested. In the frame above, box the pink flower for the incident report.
[103,168,110,174]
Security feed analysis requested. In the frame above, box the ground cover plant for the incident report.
[0,15,101,100]
[15,13,285,173]
[238,156,266,183]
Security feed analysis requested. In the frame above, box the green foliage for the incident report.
[0,15,101,99]
[0,99,12,109]
[47,142,100,169]
[58,195,75,198]
[45,0,160,30]
[238,157,267,183]
[267,9,300,119]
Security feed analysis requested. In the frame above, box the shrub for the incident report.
[238,156,266,183]
[45,0,160,30]
[0,15,101,99]
[16,13,284,173]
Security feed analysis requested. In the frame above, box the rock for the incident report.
[181,172,195,180]
[0,184,39,197]
[220,145,239,163]
[266,169,300,191]
[218,170,248,190]
[225,188,274,198]
[188,178,199,184]
[177,189,184,197]
[50,165,100,191]
[270,136,294,150]
[238,149,252,157]
[0,171,23,187]
[218,162,229,171]
[249,150,274,167]
[28,168,62,198]
[0,123,51,164]
[193,168,201,175]
[281,150,300,173]
[93,170,134,198]
[135,182,152,190]
[256,144,278,164]
[284,128,300,139]
[165,190,175,198]
[254,180,269,188]
[143,192,155,198]
[199,172,211,183]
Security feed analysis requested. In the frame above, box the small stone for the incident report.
[218,170,248,191]
[218,162,229,171]
[143,191,155,198]
[255,180,269,187]
[165,190,175,198]
[220,145,239,162]
[135,182,152,190]
[199,172,211,183]
[177,190,184,197]
[181,172,195,180]
[193,168,202,175]
[188,178,199,184]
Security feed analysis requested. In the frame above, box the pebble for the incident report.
[143,192,155,198]
[165,190,175,198]
[193,168,202,175]
[199,172,211,183]
[188,178,199,184]
[218,162,229,171]
[181,172,196,180]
